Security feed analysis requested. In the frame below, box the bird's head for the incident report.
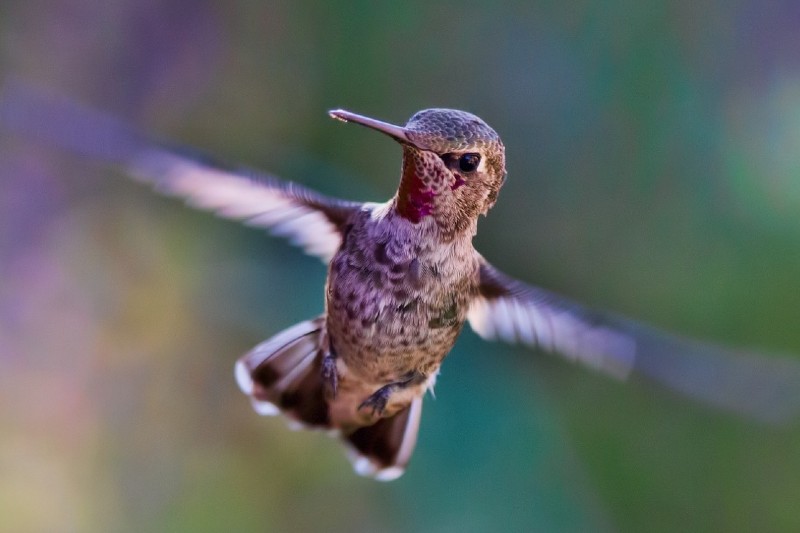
[330,108,506,237]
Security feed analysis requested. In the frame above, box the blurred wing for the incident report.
[127,149,359,261]
[468,257,800,423]
[0,82,361,262]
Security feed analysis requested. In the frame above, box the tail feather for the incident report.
[346,397,423,481]
[235,317,330,427]
[235,316,424,479]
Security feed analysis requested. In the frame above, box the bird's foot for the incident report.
[358,373,424,417]
[321,352,338,398]
[358,384,394,416]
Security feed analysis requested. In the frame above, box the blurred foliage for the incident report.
[2,0,800,531]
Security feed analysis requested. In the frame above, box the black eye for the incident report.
[458,153,481,173]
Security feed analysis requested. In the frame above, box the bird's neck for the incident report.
[394,148,478,240]
[395,150,436,224]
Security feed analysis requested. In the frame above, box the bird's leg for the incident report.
[358,372,425,416]
[321,343,339,398]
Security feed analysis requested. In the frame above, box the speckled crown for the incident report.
[404,109,502,153]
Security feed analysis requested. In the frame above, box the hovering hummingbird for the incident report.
[3,86,800,481]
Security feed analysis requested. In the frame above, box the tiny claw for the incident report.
[359,373,425,417]
[358,385,393,416]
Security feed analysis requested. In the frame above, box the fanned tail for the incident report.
[235,317,425,479]
[345,397,423,481]
[235,317,331,428]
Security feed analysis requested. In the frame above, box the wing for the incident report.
[0,82,361,262]
[126,148,359,261]
[468,257,800,424]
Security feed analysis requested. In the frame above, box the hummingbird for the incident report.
[2,85,800,480]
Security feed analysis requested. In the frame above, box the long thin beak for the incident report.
[328,109,412,145]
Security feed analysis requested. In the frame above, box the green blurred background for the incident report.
[2,1,800,531]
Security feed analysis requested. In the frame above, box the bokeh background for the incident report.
[2,1,800,531]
